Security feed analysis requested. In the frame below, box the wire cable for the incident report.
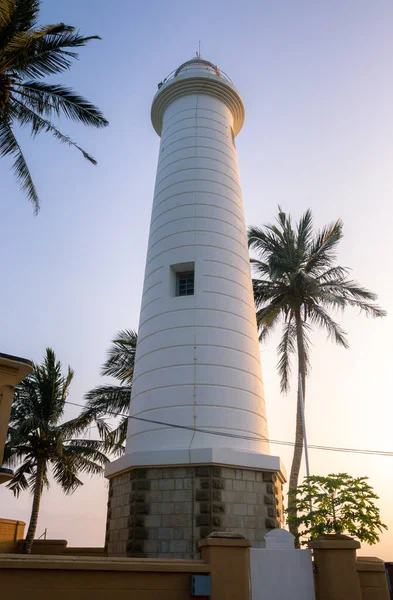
[65,400,393,458]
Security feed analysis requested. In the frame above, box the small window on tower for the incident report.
[170,262,195,297]
[176,271,194,296]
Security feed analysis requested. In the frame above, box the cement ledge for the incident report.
[356,558,386,572]
[309,535,361,550]
[0,554,210,572]
[105,447,286,482]
[199,538,252,549]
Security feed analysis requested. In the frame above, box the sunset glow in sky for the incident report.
[1,0,392,558]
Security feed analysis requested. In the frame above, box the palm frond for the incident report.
[336,280,378,300]
[102,417,128,450]
[0,23,72,70]
[315,289,347,312]
[11,30,101,78]
[82,329,137,451]
[101,329,138,383]
[250,258,271,279]
[55,410,95,438]
[54,365,74,430]
[95,417,112,440]
[248,225,283,258]
[7,414,41,437]
[0,117,39,212]
[255,304,282,342]
[84,384,131,416]
[19,81,108,127]
[305,220,343,274]
[13,0,40,29]
[310,305,349,348]
[252,278,288,309]
[3,442,33,467]
[6,459,35,497]
[63,439,109,467]
[10,376,41,424]
[274,209,298,270]
[0,0,14,31]
[277,317,296,393]
[249,222,299,279]
[34,348,69,425]
[296,208,313,255]
[11,97,97,162]
[317,265,349,283]
[51,456,83,494]
[0,0,40,50]
[337,296,386,318]
[320,280,386,317]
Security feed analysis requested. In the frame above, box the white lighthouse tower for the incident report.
[106,58,285,558]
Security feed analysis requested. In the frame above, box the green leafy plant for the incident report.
[248,209,386,535]
[4,348,116,554]
[0,0,108,212]
[287,473,387,546]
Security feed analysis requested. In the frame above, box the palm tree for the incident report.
[248,208,386,534]
[0,0,108,213]
[4,348,111,554]
[84,329,138,448]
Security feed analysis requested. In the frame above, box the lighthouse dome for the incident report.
[174,57,227,79]
[152,57,244,136]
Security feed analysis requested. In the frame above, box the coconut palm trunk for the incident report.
[23,458,44,554]
[287,308,307,538]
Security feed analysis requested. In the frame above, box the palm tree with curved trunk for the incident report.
[83,329,138,449]
[248,208,386,535]
[0,0,108,212]
[4,348,111,554]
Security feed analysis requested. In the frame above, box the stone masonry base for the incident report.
[106,465,284,558]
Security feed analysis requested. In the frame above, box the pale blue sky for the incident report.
[1,0,393,557]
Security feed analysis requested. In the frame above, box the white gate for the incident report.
[250,529,315,600]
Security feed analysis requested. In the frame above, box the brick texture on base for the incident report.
[105,465,284,558]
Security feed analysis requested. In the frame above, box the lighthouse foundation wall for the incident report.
[105,464,284,558]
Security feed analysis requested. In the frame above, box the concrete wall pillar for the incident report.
[199,533,251,600]
[0,519,26,553]
[309,535,362,600]
[357,557,390,600]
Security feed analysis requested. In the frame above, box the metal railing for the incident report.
[157,58,233,90]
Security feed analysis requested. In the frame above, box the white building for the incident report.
[106,58,285,558]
